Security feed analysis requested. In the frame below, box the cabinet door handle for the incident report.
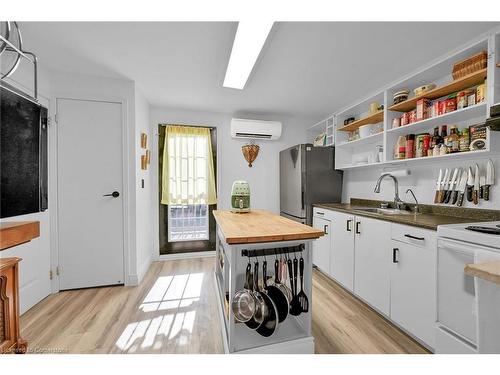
[355,221,361,235]
[404,234,425,241]
[324,225,329,235]
[346,219,352,232]
[393,248,399,263]
[316,211,324,215]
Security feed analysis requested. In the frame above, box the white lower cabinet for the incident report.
[329,211,355,291]
[314,208,438,349]
[353,216,391,316]
[312,214,331,274]
[390,224,437,348]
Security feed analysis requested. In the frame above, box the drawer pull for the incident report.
[404,234,425,241]
[324,225,329,235]
[316,211,325,215]
[355,221,361,235]
[346,219,352,232]
[393,248,399,263]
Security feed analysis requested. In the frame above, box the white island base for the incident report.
[212,210,323,354]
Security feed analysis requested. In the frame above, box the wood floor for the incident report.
[21,258,428,354]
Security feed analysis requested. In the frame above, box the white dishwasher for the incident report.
[436,221,500,354]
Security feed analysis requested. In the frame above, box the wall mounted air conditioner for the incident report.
[230,118,282,140]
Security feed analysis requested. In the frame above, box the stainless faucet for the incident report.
[374,173,405,210]
[405,188,419,213]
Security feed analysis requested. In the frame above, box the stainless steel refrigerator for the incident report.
[280,144,343,225]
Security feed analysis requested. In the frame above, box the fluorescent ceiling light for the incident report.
[223,21,274,90]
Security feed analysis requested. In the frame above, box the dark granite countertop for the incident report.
[314,199,500,231]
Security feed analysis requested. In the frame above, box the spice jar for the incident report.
[433,144,441,157]
[466,89,476,107]
[401,112,409,126]
[457,91,467,110]
[459,128,470,152]
[405,134,415,159]
[395,136,406,159]
[477,82,486,104]
[408,110,417,124]
[448,126,460,153]
[422,134,431,157]
[444,94,457,113]
[392,117,401,128]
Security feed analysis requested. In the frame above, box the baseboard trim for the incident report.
[127,274,139,286]
[158,251,215,261]
[137,254,154,285]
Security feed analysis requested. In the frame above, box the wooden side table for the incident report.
[0,258,27,354]
[0,220,40,354]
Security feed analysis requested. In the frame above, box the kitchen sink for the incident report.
[354,207,417,216]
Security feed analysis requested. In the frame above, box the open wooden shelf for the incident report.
[336,131,383,148]
[388,68,487,112]
[339,149,496,170]
[338,110,384,132]
[386,102,487,137]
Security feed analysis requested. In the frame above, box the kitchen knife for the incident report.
[434,169,443,204]
[480,175,486,199]
[473,164,480,205]
[450,168,462,205]
[484,159,494,201]
[439,168,450,203]
[445,168,459,204]
[466,167,474,202]
[456,171,468,207]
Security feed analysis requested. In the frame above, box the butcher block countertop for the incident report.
[213,209,324,245]
[0,221,40,251]
[465,261,500,285]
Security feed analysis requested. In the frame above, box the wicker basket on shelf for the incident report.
[452,51,488,80]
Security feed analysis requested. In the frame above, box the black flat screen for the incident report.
[0,85,47,218]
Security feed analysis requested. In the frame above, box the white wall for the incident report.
[2,66,153,314]
[149,106,312,254]
[0,63,53,313]
[135,88,154,281]
[343,156,500,210]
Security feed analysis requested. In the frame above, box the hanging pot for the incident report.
[242,144,260,167]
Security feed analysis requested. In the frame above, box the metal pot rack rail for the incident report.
[241,244,305,259]
[0,21,39,101]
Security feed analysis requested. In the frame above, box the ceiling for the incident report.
[19,21,499,121]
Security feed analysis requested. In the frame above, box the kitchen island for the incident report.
[213,209,323,354]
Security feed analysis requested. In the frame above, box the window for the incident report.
[161,125,216,244]
[167,204,208,242]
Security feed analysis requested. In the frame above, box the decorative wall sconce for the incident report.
[241,144,260,167]
[140,133,147,149]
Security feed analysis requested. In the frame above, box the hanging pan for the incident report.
[232,263,256,323]
[263,259,289,323]
[256,261,278,337]
[244,261,266,330]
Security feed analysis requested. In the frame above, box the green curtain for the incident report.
[161,125,217,205]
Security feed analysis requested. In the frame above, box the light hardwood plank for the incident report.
[21,258,427,354]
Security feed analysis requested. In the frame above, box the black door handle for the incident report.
[355,221,361,235]
[324,224,328,235]
[103,191,120,198]
[404,234,425,241]
[393,248,399,263]
[346,219,352,232]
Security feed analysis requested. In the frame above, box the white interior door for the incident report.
[57,98,124,290]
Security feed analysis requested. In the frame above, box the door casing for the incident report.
[50,94,132,292]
